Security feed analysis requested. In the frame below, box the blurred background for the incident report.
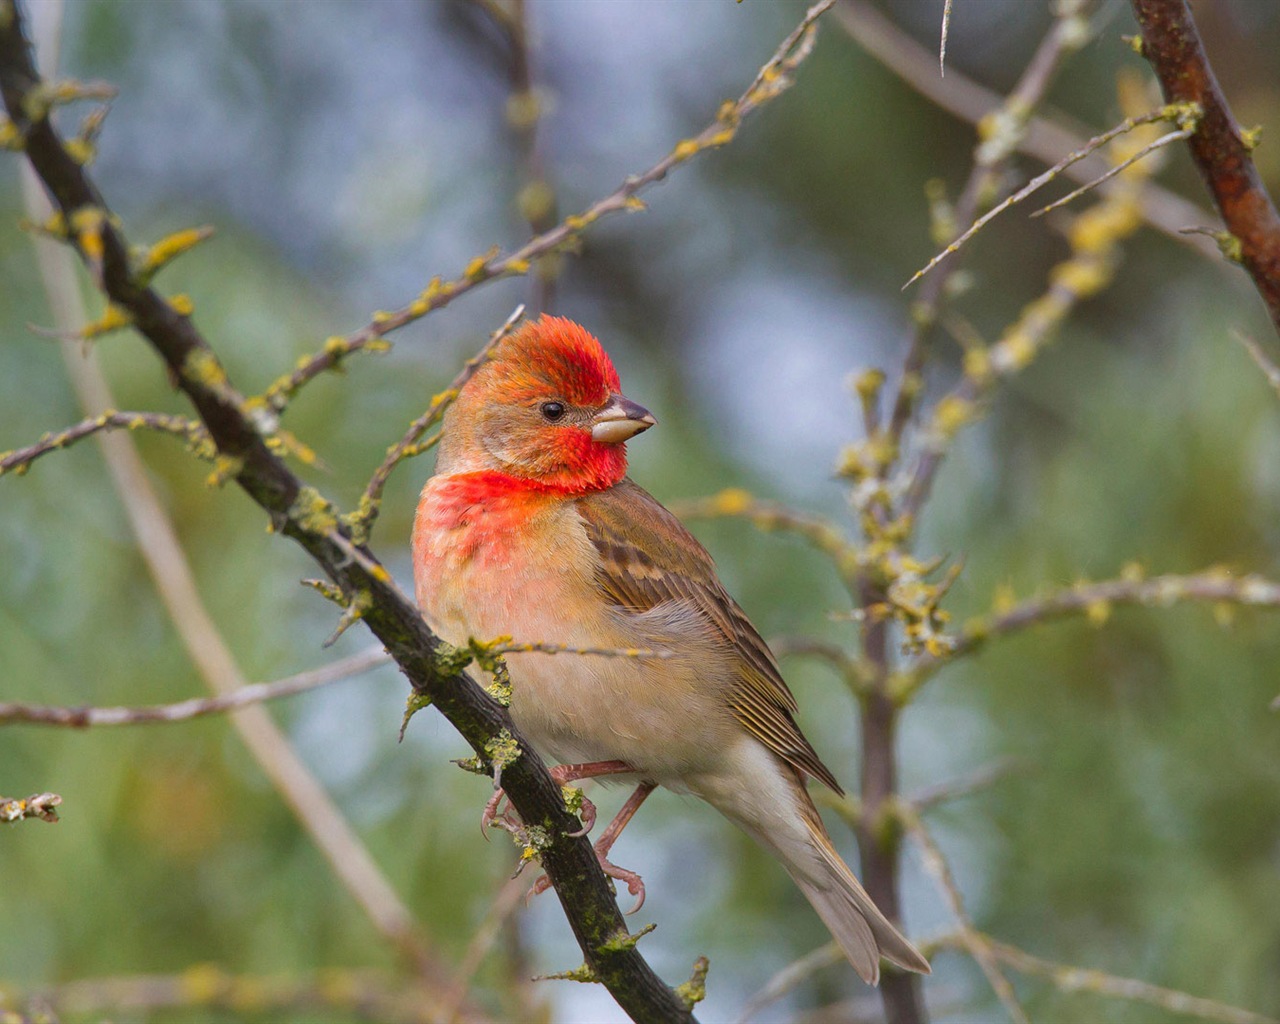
[2,0,1279,1020]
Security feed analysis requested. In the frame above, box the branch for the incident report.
[0,409,204,477]
[11,7,468,1002]
[1,2,751,1015]
[903,104,1197,290]
[0,792,61,823]
[0,647,389,727]
[873,0,1098,452]
[468,0,560,313]
[897,802,1028,1024]
[902,98,1163,521]
[930,933,1279,1024]
[833,0,1219,259]
[263,0,833,408]
[669,489,859,578]
[349,304,524,543]
[900,569,1280,699]
[1234,328,1280,401]
[1131,0,1280,337]
[734,943,845,1024]
[3,967,458,1024]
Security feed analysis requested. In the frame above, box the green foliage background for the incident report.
[2,1,1279,1021]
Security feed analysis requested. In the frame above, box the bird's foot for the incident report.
[480,786,521,839]
[528,847,647,914]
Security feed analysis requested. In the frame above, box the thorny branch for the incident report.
[1131,0,1280,337]
[833,0,1219,259]
[903,103,1199,291]
[881,0,1096,449]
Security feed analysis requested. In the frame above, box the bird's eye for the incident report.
[540,401,566,422]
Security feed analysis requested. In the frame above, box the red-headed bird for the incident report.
[412,315,929,984]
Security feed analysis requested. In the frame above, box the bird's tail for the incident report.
[782,789,931,984]
[701,753,931,985]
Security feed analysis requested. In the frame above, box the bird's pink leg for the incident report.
[548,760,637,837]
[481,759,635,838]
[529,780,656,914]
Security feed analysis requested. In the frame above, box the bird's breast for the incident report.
[411,473,735,777]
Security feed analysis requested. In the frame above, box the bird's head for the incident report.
[436,315,656,493]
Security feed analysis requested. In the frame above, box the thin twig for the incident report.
[469,0,560,312]
[898,803,1029,1024]
[263,0,834,409]
[1031,126,1194,217]
[938,0,952,76]
[444,873,530,1023]
[833,0,1218,258]
[9,3,463,1001]
[0,410,204,476]
[669,489,858,574]
[8,967,456,1024]
[907,757,1021,811]
[900,569,1280,699]
[903,106,1192,290]
[350,304,524,542]
[1233,329,1280,400]
[931,932,1278,1024]
[1132,0,1280,336]
[733,943,845,1024]
[0,647,390,727]
[0,792,62,823]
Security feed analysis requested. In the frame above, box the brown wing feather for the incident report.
[576,478,843,795]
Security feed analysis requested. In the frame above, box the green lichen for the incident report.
[398,690,433,742]
[433,642,476,677]
[535,962,599,985]
[518,823,553,863]
[288,485,339,535]
[484,729,521,770]
[182,348,230,391]
[205,453,244,488]
[675,955,710,1009]
[600,922,656,954]
[469,639,513,706]
[561,784,586,817]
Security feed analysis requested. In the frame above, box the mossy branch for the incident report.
[0,4,702,1017]
[0,410,206,477]
[899,568,1280,700]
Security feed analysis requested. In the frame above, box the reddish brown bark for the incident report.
[1132,0,1280,337]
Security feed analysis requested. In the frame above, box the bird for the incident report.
[411,314,930,984]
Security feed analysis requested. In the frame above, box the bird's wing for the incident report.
[575,478,843,794]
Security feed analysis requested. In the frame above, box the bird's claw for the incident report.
[563,791,597,838]
[527,850,646,914]
[480,787,521,839]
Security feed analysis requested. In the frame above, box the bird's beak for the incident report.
[591,394,657,443]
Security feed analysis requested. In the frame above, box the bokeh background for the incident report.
[3,1,1279,1021]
